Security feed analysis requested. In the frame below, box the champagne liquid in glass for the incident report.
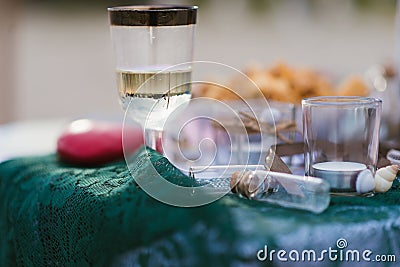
[117,69,192,130]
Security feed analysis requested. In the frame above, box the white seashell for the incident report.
[374,165,398,193]
[375,176,393,193]
[356,169,375,194]
[387,149,400,167]
[375,165,398,182]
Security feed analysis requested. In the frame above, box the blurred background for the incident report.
[0,0,397,123]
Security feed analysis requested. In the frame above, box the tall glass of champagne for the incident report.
[108,5,197,151]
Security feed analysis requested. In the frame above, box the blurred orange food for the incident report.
[195,62,369,104]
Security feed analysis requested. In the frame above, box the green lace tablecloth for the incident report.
[1,147,400,267]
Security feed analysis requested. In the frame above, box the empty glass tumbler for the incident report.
[302,96,382,194]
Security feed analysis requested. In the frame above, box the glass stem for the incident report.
[144,128,163,154]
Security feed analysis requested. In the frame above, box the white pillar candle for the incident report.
[311,161,367,191]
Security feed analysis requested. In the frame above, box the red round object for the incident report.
[57,120,143,166]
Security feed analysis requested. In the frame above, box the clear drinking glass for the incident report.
[108,5,197,151]
[302,96,382,194]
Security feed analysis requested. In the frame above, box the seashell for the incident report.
[375,177,393,193]
[387,149,400,167]
[374,165,398,193]
[356,169,375,194]
[230,171,240,193]
[231,171,264,199]
[375,165,398,182]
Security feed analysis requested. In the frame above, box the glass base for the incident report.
[144,128,163,154]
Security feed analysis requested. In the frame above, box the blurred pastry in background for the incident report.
[195,62,369,104]
[336,76,369,96]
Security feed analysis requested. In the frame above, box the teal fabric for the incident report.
[1,147,400,266]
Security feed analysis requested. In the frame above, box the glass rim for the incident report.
[302,96,382,107]
[108,5,198,27]
[108,5,198,12]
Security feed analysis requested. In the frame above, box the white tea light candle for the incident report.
[313,162,367,172]
[312,161,367,191]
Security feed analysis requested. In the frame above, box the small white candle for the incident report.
[313,162,366,172]
[312,161,367,191]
